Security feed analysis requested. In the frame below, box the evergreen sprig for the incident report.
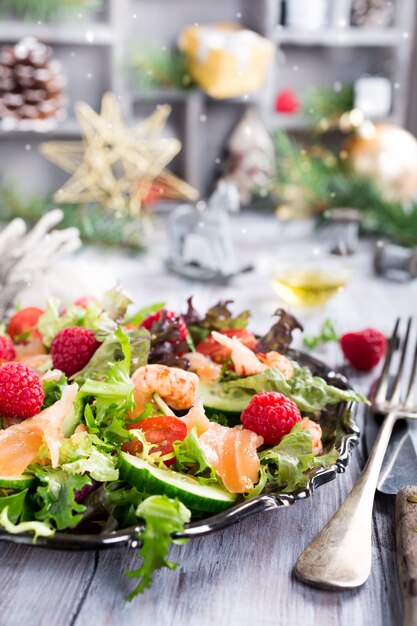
[303,84,354,130]
[0,183,146,250]
[129,45,193,92]
[273,129,417,247]
[0,0,102,21]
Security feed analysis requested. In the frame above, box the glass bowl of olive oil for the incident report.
[271,250,352,308]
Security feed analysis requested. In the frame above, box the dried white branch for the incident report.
[0,210,81,320]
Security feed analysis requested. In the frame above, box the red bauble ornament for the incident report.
[275,90,299,114]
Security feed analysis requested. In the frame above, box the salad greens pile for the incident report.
[0,290,365,599]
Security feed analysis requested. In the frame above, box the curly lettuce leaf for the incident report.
[256,308,303,353]
[173,428,214,475]
[257,423,339,493]
[0,507,54,540]
[223,364,366,412]
[76,327,150,381]
[38,290,130,348]
[32,466,91,530]
[41,375,67,409]
[60,431,119,482]
[101,287,132,323]
[79,328,135,418]
[126,495,191,600]
[0,489,28,523]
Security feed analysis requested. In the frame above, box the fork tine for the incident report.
[390,317,413,406]
[404,324,417,408]
[374,317,400,406]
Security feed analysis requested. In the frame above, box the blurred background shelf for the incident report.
[272,27,404,47]
[0,22,114,45]
[0,0,416,197]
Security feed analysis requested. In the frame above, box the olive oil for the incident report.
[271,268,349,307]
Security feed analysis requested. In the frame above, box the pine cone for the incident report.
[0,37,67,131]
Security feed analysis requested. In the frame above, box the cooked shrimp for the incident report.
[257,351,293,379]
[211,331,264,377]
[184,351,221,383]
[131,364,199,413]
[299,417,323,455]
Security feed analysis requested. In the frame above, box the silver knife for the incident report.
[365,415,417,626]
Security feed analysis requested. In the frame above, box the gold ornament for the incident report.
[40,92,198,215]
[345,123,417,201]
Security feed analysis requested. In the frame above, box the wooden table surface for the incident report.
[2,212,414,626]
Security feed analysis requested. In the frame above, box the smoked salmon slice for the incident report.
[199,423,263,494]
[0,384,78,476]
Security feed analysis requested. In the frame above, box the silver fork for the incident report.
[295,317,417,589]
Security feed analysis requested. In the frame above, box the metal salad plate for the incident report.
[0,350,360,551]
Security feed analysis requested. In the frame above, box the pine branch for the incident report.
[0,0,102,21]
[129,46,193,92]
[273,129,417,247]
[302,85,354,130]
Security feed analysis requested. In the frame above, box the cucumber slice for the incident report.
[0,475,35,490]
[119,452,237,513]
[199,381,252,414]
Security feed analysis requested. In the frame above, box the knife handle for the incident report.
[396,487,417,626]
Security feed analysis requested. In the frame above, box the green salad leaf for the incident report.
[0,489,28,523]
[173,428,214,475]
[101,287,132,324]
[60,431,119,482]
[76,327,150,380]
[32,466,92,530]
[0,508,54,540]
[257,423,339,493]
[79,328,135,420]
[38,288,133,348]
[223,364,366,412]
[41,375,67,409]
[303,318,339,350]
[126,495,191,600]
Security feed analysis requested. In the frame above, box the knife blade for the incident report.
[365,411,417,626]
[365,417,417,493]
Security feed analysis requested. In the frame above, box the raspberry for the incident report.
[0,336,16,361]
[0,362,44,419]
[340,328,387,371]
[50,327,101,377]
[241,391,301,445]
[141,309,187,342]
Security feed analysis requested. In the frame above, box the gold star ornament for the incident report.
[40,92,199,215]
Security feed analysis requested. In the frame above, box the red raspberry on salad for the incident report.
[340,328,386,371]
[241,391,301,445]
[0,336,16,361]
[50,326,101,377]
[7,307,45,343]
[141,309,187,343]
[0,362,44,419]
